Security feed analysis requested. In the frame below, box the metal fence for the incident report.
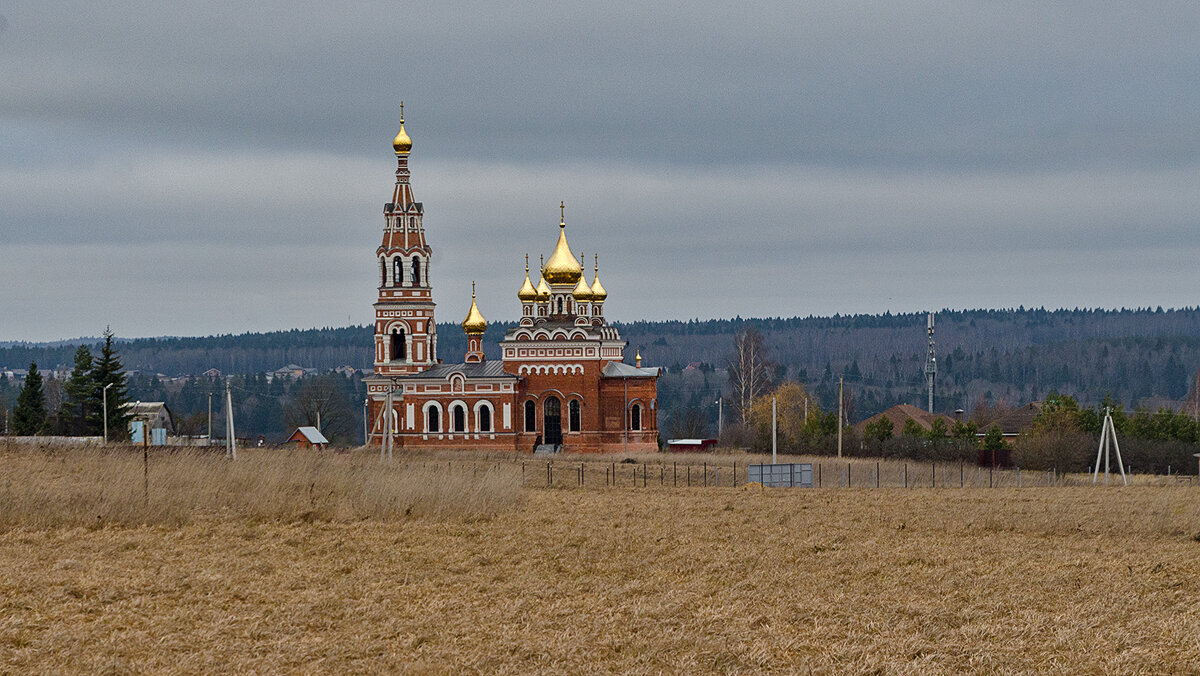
[381,456,1200,490]
[747,463,814,488]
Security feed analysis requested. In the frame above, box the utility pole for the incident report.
[837,376,844,458]
[383,383,393,461]
[363,398,368,447]
[1092,406,1127,486]
[925,312,937,413]
[716,397,723,438]
[207,391,212,446]
[316,411,321,434]
[623,377,629,456]
[225,380,236,459]
[102,383,114,445]
[771,395,777,464]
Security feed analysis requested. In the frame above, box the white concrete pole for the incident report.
[225,381,237,460]
[837,376,844,459]
[102,383,113,445]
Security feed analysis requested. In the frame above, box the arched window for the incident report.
[427,406,440,432]
[380,259,387,287]
[452,404,466,433]
[556,298,563,314]
[569,400,581,432]
[393,258,403,286]
[390,328,405,361]
[524,400,537,432]
[543,396,562,445]
[630,404,642,431]
[479,405,492,433]
[411,257,421,286]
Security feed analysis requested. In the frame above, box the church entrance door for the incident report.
[543,397,562,445]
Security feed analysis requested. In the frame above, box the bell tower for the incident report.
[374,103,438,376]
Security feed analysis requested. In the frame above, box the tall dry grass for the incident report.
[0,442,521,529]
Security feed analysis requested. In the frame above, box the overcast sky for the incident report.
[3,2,1200,342]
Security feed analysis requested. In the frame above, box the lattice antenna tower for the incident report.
[924,312,937,413]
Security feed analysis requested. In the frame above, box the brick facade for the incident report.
[364,115,658,454]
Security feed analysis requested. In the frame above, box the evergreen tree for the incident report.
[92,327,132,441]
[12,362,47,435]
[58,345,97,436]
[982,424,1005,451]
[864,415,895,443]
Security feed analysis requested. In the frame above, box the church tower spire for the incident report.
[374,104,438,375]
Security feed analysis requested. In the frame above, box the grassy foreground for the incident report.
[3,453,1200,672]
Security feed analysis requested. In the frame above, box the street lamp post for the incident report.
[102,383,114,445]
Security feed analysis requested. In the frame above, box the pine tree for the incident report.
[92,327,132,441]
[58,345,97,436]
[12,362,47,436]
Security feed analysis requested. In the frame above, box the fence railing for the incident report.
[386,457,1200,490]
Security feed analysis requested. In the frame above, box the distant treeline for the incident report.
[3,307,1199,431]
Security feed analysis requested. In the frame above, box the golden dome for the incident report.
[572,270,593,301]
[590,254,607,301]
[542,202,582,284]
[462,283,487,334]
[517,255,538,302]
[392,103,412,155]
[393,124,412,155]
[535,276,551,302]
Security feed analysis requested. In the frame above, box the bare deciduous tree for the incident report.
[283,375,355,443]
[727,327,772,424]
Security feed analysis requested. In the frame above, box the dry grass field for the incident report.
[3,445,1200,673]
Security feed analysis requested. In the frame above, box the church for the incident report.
[363,109,659,454]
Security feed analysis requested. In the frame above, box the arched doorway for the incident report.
[543,396,562,445]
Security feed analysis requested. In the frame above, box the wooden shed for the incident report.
[287,426,330,450]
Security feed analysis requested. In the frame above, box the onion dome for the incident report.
[542,202,583,284]
[517,255,538,302]
[535,276,551,302]
[462,282,487,335]
[393,102,412,155]
[590,254,607,301]
[572,268,593,301]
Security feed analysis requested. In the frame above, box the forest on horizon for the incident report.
[3,306,1199,443]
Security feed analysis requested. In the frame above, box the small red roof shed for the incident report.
[287,426,330,450]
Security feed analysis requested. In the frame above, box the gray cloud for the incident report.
[2,1,1200,341]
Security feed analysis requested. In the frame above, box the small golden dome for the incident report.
[572,272,593,301]
[462,283,487,334]
[517,255,538,302]
[393,124,412,155]
[542,202,582,285]
[535,276,551,302]
[590,254,607,301]
[393,103,412,155]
